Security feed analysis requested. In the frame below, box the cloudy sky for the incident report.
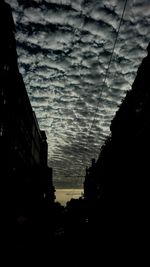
[6,0,150,189]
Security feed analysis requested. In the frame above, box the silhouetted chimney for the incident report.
[147,42,150,56]
[92,158,95,168]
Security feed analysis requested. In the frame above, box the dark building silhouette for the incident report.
[0,1,55,251]
[84,158,97,204]
[83,43,150,263]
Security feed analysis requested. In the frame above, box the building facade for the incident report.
[0,1,55,229]
[83,43,150,261]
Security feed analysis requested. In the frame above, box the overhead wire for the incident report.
[68,0,128,141]
[85,0,128,143]
[71,0,128,196]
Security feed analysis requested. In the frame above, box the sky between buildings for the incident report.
[6,0,150,191]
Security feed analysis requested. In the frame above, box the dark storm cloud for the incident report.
[6,0,150,188]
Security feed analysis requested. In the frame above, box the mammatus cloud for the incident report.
[6,0,150,188]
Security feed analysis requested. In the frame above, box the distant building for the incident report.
[84,158,97,204]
